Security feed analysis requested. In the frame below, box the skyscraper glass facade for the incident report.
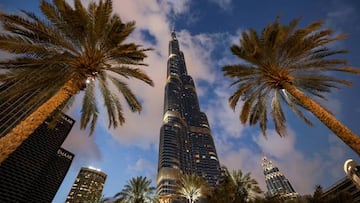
[157,31,221,201]
[0,82,75,202]
[0,114,75,203]
[0,82,50,137]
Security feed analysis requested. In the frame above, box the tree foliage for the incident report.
[114,176,158,203]
[208,168,262,203]
[0,0,154,162]
[222,16,360,154]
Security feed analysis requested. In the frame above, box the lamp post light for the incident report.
[344,159,360,188]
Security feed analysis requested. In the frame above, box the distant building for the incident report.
[262,157,298,200]
[156,31,221,202]
[0,114,75,203]
[66,166,107,203]
[322,176,360,202]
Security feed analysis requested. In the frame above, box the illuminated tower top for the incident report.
[262,157,298,200]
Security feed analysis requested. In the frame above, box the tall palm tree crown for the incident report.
[222,17,360,155]
[114,176,158,203]
[0,0,153,163]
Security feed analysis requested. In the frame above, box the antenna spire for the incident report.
[171,22,175,32]
[171,23,177,40]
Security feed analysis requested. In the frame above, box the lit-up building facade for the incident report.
[66,167,107,203]
[0,114,75,203]
[262,157,298,200]
[156,31,221,202]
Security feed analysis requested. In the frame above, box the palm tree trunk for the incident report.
[282,82,360,155]
[0,79,79,164]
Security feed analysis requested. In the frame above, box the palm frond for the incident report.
[110,43,153,65]
[108,66,154,86]
[259,91,270,135]
[80,79,98,134]
[98,72,117,128]
[108,75,142,112]
[239,84,267,124]
[279,89,314,126]
[271,91,286,136]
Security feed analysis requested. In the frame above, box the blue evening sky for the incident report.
[1,0,360,202]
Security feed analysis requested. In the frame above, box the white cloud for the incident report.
[205,83,245,138]
[208,0,233,10]
[177,30,217,83]
[127,158,157,182]
[325,1,356,32]
[322,96,342,117]
[129,158,153,172]
[159,0,191,16]
[324,133,349,179]
[61,121,102,168]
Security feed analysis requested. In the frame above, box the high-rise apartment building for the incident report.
[66,167,107,203]
[157,31,221,202]
[262,157,298,200]
[0,114,75,203]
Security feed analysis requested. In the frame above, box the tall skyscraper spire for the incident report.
[157,31,221,202]
[262,156,298,200]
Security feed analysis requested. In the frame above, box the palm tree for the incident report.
[0,0,153,163]
[208,168,262,203]
[177,173,209,203]
[114,176,158,203]
[222,17,360,155]
[227,169,262,203]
